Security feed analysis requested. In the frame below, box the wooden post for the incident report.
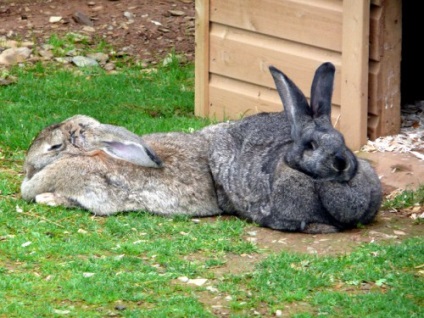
[340,0,370,150]
[195,0,210,117]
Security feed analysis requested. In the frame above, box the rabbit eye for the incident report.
[48,143,63,151]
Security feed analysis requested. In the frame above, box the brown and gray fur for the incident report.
[21,115,222,216]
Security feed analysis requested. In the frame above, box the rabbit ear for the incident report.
[62,116,163,168]
[310,62,335,120]
[101,140,163,168]
[269,65,312,139]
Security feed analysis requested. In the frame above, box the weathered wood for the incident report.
[340,0,370,150]
[209,23,342,105]
[194,0,210,117]
[370,0,402,138]
[369,5,383,62]
[209,75,282,119]
[209,74,343,126]
[210,0,343,52]
[195,0,402,150]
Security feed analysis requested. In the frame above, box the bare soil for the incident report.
[1,0,423,257]
[0,0,195,64]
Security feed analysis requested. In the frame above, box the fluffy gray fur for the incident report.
[21,115,222,217]
[201,62,382,233]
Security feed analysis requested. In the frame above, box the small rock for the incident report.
[87,52,109,64]
[103,62,115,71]
[0,47,32,65]
[168,10,185,16]
[49,16,62,23]
[188,278,208,286]
[73,11,94,26]
[72,56,98,67]
[38,49,54,60]
[21,241,32,247]
[0,75,17,86]
[66,49,80,57]
[55,57,73,64]
[91,6,104,12]
[114,305,126,311]
[178,276,190,283]
[0,39,34,48]
[123,11,135,22]
[53,309,71,315]
[205,286,219,293]
[82,26,96,33]
[275,309,283,317]
[83,272,95,278]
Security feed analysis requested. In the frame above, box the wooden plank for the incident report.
[369,5,383,62]
[372,0,402,138]
[209,23,343,105]
[340,0,370,150]
[368,62,381,116]
[194,0,210,117]
[209,75,282,120]
[371,0,383,6]
[210,0,343,52]
[209,74,342,127]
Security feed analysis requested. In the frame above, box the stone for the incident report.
[73,11,94,26]
[0,47,32,65]
[87,52,109,64]
[49,16,62,23]
[168,10,185,16]
[72,56,99,67]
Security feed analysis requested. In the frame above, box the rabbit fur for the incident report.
[202,62,382,233]
[21,115,222,217]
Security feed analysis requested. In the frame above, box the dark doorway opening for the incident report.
[401,1,424,106]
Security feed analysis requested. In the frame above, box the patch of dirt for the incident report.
[2,0,423,267]
[0,0,195,64]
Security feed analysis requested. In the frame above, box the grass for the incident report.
[0,36,423,317]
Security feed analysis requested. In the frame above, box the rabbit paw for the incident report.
[303,223,339,234]
[35,193,60,206]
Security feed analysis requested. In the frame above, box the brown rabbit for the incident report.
[21,115,222,217]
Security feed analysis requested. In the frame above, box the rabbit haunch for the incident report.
[21,115,222,216]
[203,62,382,234]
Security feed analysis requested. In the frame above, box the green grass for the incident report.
[0,37,423,317]
[0,56,208,150]
[383,185,424,210]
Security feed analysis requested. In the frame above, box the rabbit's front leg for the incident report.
[35,192,81,209]
[317,160,382,226]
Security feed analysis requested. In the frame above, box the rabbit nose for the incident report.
[332,153,348,172]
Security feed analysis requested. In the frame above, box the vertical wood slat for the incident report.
[194,0,210,117]
[372,0,402,138]
[340,0,370,150]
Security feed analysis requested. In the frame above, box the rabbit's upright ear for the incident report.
[310,62,335,121]
[269,65,312,139]
[101,140,163,168]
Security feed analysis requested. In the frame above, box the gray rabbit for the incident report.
[203,62,382,233]
[21,115,222,217]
